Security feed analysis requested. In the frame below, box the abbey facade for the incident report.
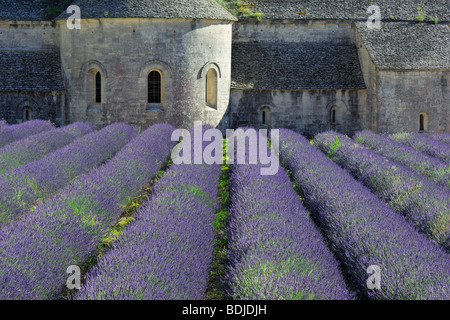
[0,0,449,135]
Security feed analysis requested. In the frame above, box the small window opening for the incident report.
[148,71,162,104]
[95,71,101,103]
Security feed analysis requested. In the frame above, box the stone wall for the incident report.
[222,88,366,136]
[0,20,58,49]
[376,70,450,133]
[232,19,354,43]
[0,91,65,125]
[57,17,233,130]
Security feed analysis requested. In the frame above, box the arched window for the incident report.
[95,71,102,103]
[148,71,162,104]
[419,112,428,132]
[330,106,338,124]
[23,106,33,121]
[87,68,103,106]
[206,68,218,109]
[261,106,271,127]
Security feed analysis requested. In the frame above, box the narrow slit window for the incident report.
[419,112,428,132]
[148,71,162,104]
[419,114,425,131]
[330,106,338,124]
[95,71,102,103]
[23,107,32,121]
[261,106,271,126]
[206,68,218,109]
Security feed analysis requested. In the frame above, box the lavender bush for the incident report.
[0,123,136,225]
[354,130,450,189]
[74,124,221,300]
[0,120,55,148]
[315,131,450,251]
[225,131,353,300]
[390,132,450,163]
[432,133,450,145]
[0,122,93,175]
[0,123,176,300]
[279,129,450,299]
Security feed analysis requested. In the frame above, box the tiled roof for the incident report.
[0,0,49,21]
[247,0,449,21]
[55,0,237,21]
[356,22,450,70]
[231,42,366,90]
[0,49,65,91]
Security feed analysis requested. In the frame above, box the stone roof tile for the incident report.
[0,49,65,91]
[231,41,366,90]
[356,22,450,70]
[55,0,237,21]
[248,0,449,22]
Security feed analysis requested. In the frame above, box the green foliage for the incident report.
[205,139,231,300]
[415,6,425,23]
[216,0,264,21]
[429,16,439,24]
[328,136,341,159]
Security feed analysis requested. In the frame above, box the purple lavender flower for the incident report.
[0,123,136,225]
[74,124,221,300]
[279,129,450,299]
[315,131,450,251]
[354,130,450,189]
[390,132,450,163]
[225,129,353,300]
[432,133,450,145]
[0,123,176,300]
[0,122,93,175]
[0,120,55,148]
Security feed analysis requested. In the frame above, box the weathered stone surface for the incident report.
[0,91,65,125]
[221,88,366,136]
[58,17,233,130]
[0,1,448,134]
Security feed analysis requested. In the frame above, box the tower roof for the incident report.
[55,0,237,21]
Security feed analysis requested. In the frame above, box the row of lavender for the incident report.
[279,129,450,299]
[74,125,221,299]
[0,123,136,226]
[314,131,450,252]
[225,131,352,299]
[0,123,176,299]
[432,133,450,145]
[354,130,449,189]
[390,132,450,163]
[0,120,55,148]
[0,122,93,175]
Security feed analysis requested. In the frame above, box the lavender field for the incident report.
[1,121,450,300]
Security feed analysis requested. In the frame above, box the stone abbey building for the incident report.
[0,0,449,135]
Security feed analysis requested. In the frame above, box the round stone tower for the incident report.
[56,0,236,129]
